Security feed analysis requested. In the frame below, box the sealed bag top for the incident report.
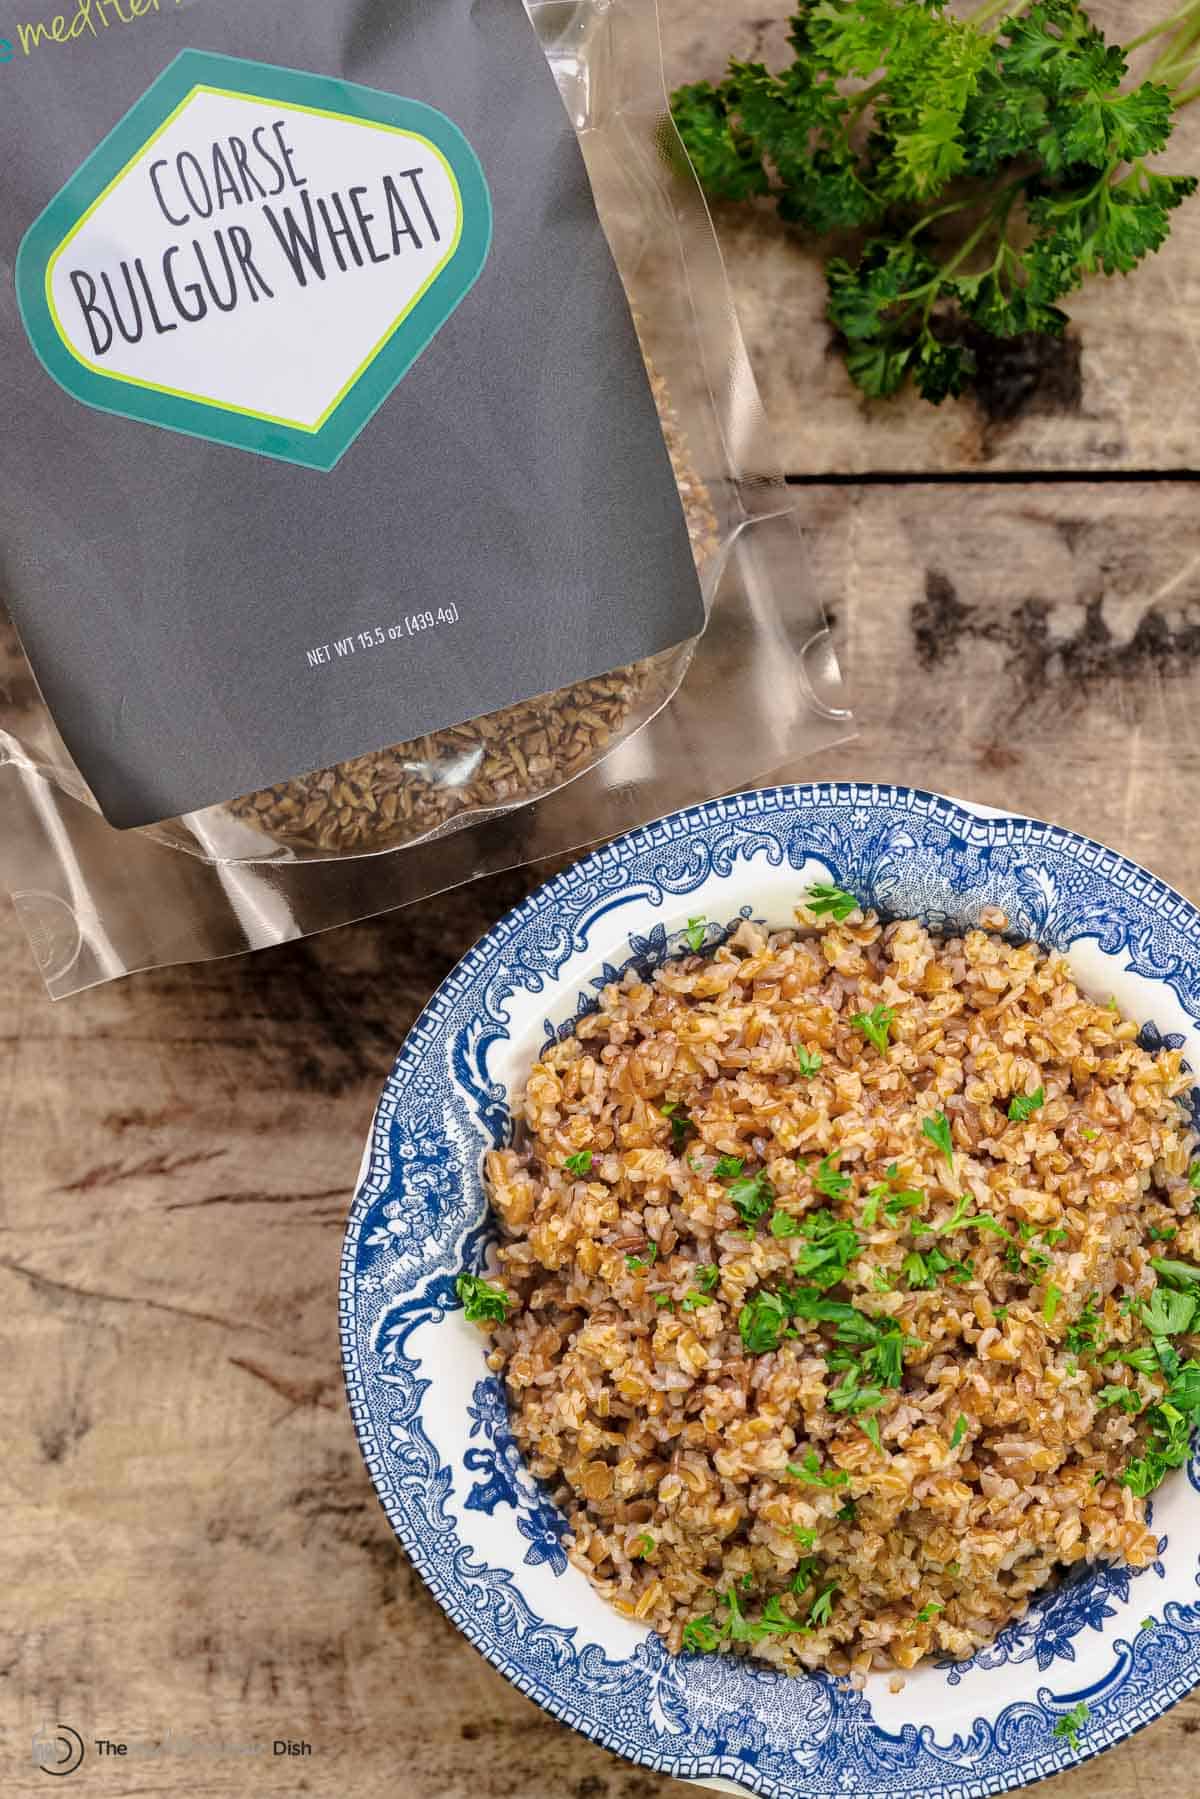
[1,0,704,828]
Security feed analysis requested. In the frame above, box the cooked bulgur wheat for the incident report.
[471,896,1200,1676]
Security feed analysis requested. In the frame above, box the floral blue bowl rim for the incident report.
[339,782,1200,1799]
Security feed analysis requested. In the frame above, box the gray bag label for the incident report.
[0,0,704,827]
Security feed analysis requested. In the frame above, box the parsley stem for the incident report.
[845,75,890,126]
[1127,6,1200,53]
[1157,43,1200,86]
[905,197,979,242]
[968,0,1031,29]
[911,184,1022,325]
[1147,12,1200,81]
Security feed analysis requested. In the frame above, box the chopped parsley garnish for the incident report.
[1149,1225,1178,1242]
[655,1293,674,1311]
[563,1149,593,1177]
[915,1601,944,1624]
[966,1215,1015,1242]
[931,1193,974,1235]
[1096,1385,1142,1416]
[903,1245,968,1290]
[1043,1284,1062,1324]
[770,1210,802,1239]
[861,1184,886,1229]
[850,1004,894,1054]
[1142,1617,1157,1631]
[791,1525,817,1549]
[713,1154,744,1181]
[1150,1257,1200,1291]
[950,1414,968,1450]
[1025,1247,1052,1277]
[786,1448,850,1489]
[1190,1162,1200,1191]
[455,1272,511,1324]
[826,1364,886,1423]
[1053,1702,1090,1751]
[696,1263,719,1293]
[633,1533,655,1558]
[727,1168,775,1226]
[836,1499,856,1522]
[1042,1227,1069,1248]
[1119,1347,1200,1496]
[814,1153,852,1203]
[792,1209,861,1288]
[1065,1294,1102,1358]
[660,1102,695,1151]
[1082,1128,1100,1141]
[808,1584,837,1627]
[993,1307,1008,1320]
[687,1587,810,1646]
[739,1289,788,1353]
[884,1186,926,1222]
[791,1556,822,1593]
[903,1251,937,1291]
[795,1044,824,1076]
[681,1290,714,1312]
[806,881,859,923]
[1008,1087,1046,1123]
[685,915,706,953]
[922,1110,954,1167]
[872,1268,893,1292]
[626,1242,659,1273]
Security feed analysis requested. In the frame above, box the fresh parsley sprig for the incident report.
[671,0,1200,406]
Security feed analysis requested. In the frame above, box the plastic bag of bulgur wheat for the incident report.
[0,0,851,995]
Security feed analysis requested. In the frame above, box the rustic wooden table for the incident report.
[5,2,1200,1794]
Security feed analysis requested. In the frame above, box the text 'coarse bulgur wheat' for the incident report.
[463,885,1200,1678]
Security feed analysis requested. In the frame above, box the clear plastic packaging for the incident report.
[0,0,853,995]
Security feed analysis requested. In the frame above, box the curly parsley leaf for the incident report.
[795,1044,824,1076]
[672,0,1199,407]
[563,1150,593,1177]
[1008,1086,1046,1122]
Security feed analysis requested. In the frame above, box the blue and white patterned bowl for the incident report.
[340,783,1200,1797]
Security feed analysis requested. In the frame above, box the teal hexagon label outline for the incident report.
[15,50,493,470]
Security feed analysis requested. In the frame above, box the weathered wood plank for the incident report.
[7,481,1200,1796]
